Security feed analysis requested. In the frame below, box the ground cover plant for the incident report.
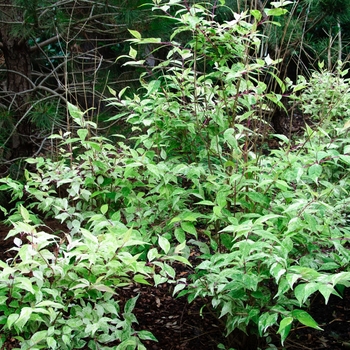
[1,1,350,349]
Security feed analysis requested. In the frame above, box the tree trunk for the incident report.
[0,1,33,159]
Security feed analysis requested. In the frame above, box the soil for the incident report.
[1,220,350,350]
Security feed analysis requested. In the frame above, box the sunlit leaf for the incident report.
[158,236,170,254]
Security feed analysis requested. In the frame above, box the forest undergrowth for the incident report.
[1,1,350,349]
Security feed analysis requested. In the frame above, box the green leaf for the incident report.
[292,309,322,330]
[47,336,57,349]
[77,129,88,141]
[223,128,238,149]
[182,212,202,222]
[158,236,170,254]
[67,102,83,120]
[154,274,168,286]
[170,216,181,224]
[35,301,64,309]
[147,164,162,179]
[250,9,262,21]
[147,247,159,262]
[308,164,322,182]
[258,312,278,336]
[14,307,32,331]
[100,204,108,215]
[277,316,293,345]
[80,228,98,244]
[195,200,215,206]
[6,313,19,330]
[285,273,302,290]
[270,263,286,283]
[20,205,30,222]
[174,227,186,243]
[15,277,35,294]
[91,284,116,294]
[145,80,161,97]
[173,281,187,296]
[181,221,197,237]
[129,46,137,59]
[294,283,319,306]
[124,295,139,314]
[128,29,141,39]
[163,262,175,279]
[266,8,288,16]
[134,274,151,285]
[137,330,157,341]
[31,330,47,345]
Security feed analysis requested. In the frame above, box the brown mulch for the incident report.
[1,221,350,350]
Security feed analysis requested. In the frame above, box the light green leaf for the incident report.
[124,295,139,314]
[129,46,137,59]
[128,29,141,39]
[6,313,19,330]
[158,236,170,254]
[170,216,181,224]
[270,263,286,283]
[77,129,88,141]
[107,85,116,97]
[250,9,262,21]
[91,284,116,294]
[223,128,238,149]
[318,284,339,304]
[147,247,159,262]
[134,274,151,285]
[285,273,302,290]
[165,255,191,265]
[154,274,168,287]
[15,277,35,294]
[163,263,175,279]
[31,330,47,345]
[182,212,202,221]
[308,164,322,182]
[145,80,161,97]
[174,227,186,243]
[174,240,187,254]
[14,307,32,330]
[173,282,187,296]
[294,282,319,306]
[343,119,350,130]
[137,330,158,341]
[266,8,288,16]
[258,312,278,336]
[181,221,197,237]
[35,301,64,309]
[67,102,83,120]
[277,316,293,345]
[80,228,98,244]
[47,336,57,349]
[147,164,162,179]
[195,200,215,206]
[100,204,108,215]
[219,301,233,318]
[20,205,30,222]
[271,0,293,6]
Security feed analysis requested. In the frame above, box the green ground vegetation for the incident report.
[1,1,350,349]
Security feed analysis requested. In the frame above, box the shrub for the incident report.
[2,1,350,349]
[0,104,190,349]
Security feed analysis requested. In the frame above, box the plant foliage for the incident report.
[1,1,350,349]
